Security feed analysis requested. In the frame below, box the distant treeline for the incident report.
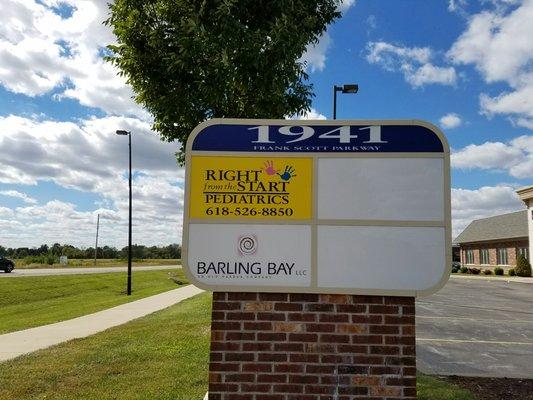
[0,243,181,260]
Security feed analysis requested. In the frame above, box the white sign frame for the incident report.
[182,119,451,297]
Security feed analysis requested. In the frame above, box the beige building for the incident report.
[455,185,532,269]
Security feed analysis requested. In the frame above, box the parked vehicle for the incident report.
[0,256,15,273]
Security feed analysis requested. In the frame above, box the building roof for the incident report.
[455,210,528,244]
[517,185,533,202]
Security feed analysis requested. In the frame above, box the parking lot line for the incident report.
[417,315,533,324]
[417,338,533,346]
[417,300,533,317]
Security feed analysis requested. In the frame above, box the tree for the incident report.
[105,0,342,162]
[50,243,62,256]
[515,254,532,277]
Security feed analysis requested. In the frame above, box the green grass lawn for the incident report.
[0,293,210,400]
[0,292,476,400]
[418,373,477,400]
[14,258,181,269]
[0,269,188,334]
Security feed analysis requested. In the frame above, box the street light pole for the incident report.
[116,129,132,296]
[332,84,359,119]
[127,132,132,296]
[333,85,340,120]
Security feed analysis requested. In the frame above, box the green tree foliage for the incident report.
[1,244,181,260]
[515,254,532,277]
[105,0,342,162]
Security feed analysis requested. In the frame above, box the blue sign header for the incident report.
[191,122,444,153]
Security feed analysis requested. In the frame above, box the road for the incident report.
[0,265,180,277]
[416,277,533,378]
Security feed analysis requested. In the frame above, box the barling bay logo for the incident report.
[196,233,307,279]
[238,235,257,256]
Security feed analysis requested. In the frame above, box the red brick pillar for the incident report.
[208,292,416,400]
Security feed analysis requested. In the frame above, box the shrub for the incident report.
[22,254,58,265]
[508,268,516,276]
[483,269,492,275]
[515,254,532,277]
[460,266,468,274]
[494,267,504,276]
[469,268,481,275]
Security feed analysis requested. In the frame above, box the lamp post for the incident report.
[116,129,132,296]
[333,84,358,119]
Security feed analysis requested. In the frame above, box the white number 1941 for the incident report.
[248,125,387,144]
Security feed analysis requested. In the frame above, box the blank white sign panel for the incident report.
[317,226,445,291]
[188,224,311,287]
[317,158,444,221]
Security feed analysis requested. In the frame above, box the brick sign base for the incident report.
[208,293,416,400]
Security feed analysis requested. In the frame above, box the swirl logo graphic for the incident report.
[238,235,258,256]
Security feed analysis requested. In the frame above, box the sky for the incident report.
[0,0,531,249]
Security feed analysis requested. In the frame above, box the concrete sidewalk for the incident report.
[450,274,533,284]
[0,285,203,362]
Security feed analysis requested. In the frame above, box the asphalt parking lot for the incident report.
[416,276,533,378]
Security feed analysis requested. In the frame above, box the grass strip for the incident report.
[0,269,188,334]
[418,373,477,400]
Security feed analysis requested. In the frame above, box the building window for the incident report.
[517,247,529,261]
[466,249,475,264]
[480,249,490,265]
[497,248,508,265]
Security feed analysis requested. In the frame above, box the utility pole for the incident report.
[94,213,100,266]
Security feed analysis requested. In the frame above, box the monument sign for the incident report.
[182,119,451,296]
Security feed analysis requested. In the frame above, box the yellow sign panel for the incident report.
[190,156,312,219]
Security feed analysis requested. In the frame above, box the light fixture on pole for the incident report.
[116,129,132,296]
[333,84,358,119]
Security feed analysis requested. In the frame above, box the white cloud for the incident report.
[514,117,533,129]
[301,33,332,73]
[0,207,15,217]
[448,0,533,126]
[439,113,463,129]
[451,184,524,238]
[479,79,533,119]
[0,114,184,247]
[366,41,457,87]
[0,0,145,118]
[366,15,377,31]
[300,0,357,73]
[451,135,533,178]
[448,0,468,13]
[338,0,357,13]
[0,190,37,204]
[287,108,327,120]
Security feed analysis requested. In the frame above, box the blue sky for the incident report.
[0,0,531,248]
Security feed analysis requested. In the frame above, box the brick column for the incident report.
[208,293,416,400]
